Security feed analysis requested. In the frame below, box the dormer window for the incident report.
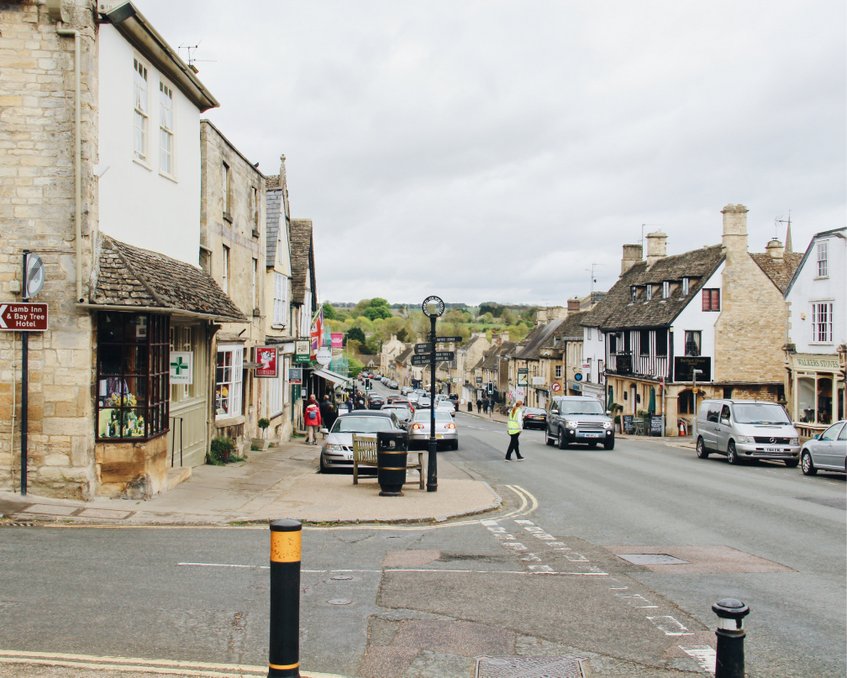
[630,286,638,302]
[682,277,690,295]
[662,281,670,299]
[645,285,653,301]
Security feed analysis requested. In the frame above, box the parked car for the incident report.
[319,411,402,473]
[388,380,399,389]
[408,408,458,450]
[521,406,547,430]
[381,403,413,428]
[800,420,846,476]
[545,396,614,449]
[418,395,432,408]
[695,399,800,466]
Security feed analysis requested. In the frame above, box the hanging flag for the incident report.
[310,305,323,359]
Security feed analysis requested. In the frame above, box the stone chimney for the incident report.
[645,231,668,268]
[567,297,580,312]
[766,238,784,260]
[621,244,643,275]
[721,203,749,256]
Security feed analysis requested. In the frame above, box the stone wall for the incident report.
[714,205,788,386]
[0,1,99,498]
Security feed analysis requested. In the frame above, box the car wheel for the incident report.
[801,451,816,475]
[557,428,568,450]
[545,429,554,446]
[589,442,598,448]
[727,441,740,465]
[452,440,459,450]
[319,455,328,473]
[604,437,615,450]
[696,436,709,459]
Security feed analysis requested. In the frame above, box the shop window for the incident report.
[169,325,194,402]
[216,344,244,419]
[97,312,169,441]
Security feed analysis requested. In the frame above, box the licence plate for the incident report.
[764,446,785,453]
[584,432,601,438]
[436,434,444,439]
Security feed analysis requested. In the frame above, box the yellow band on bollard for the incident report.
[268,661,300,670]
[270,530,302,563]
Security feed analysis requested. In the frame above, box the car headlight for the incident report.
[565,419,579,429]
[789,437,799,445]
[326,443,346,452]
[736,435,754,444]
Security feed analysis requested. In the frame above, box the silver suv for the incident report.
[545,396,615,450]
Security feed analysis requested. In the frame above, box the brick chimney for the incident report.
[721,203,749,257]
[645,231,668,267]
[621,244,643,275]
[567,297,580,312]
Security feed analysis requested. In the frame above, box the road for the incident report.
[0,407,844,677]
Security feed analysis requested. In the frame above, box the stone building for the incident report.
[582,204,802,436]
[200,120,267,454]
[0,1,243,499]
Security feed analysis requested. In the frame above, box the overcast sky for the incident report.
[136,0,845,307]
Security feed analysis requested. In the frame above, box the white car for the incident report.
[407,408,458,450]
[319,411,402,473]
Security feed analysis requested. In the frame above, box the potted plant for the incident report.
[252,417,271,451]
[209,435,235,464]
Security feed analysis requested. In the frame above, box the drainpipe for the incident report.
[56,28,83,302]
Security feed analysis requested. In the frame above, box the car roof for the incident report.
[338,410,392,418]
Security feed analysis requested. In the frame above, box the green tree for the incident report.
[347,326,366,343]
[362,297,393,320]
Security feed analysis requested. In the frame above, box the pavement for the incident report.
[0,422,502,528]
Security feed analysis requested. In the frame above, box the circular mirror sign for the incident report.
[421,295,445,317]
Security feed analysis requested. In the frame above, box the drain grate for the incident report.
[618,553,689,565]
[476,655,584,678]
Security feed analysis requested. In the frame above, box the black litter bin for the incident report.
[467,401,473,412]
[376,431,408,496]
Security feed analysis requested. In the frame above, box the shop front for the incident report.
[787,353,845,435]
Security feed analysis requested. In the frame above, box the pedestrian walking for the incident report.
[304,395,322,445]
[505,400,524,461]
[320,395,337,437]
[476,397,482,413]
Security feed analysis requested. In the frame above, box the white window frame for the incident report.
[273,272,289,327]
[554,365,562,378]
[262,371,284,419]
[215,344,243,420]
[811,301,833,343]
[222,162,232,220]
[816,240,829,278]
[662,281,670,299]
[645,284,653,301]
[158,80,175,176]
[251,257,258,310]
[133,58,149,162]
[682,277,690,295]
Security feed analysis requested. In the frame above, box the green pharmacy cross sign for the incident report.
[169,351,193,385]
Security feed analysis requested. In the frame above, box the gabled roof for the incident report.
[582,245,724,330]
[396,347,413,363]
[289,219,316,307]
[750,252,804,294]
[555,311,587,341]
[514,318,566,360]
[784,227,846,296]
[92,235,245,321]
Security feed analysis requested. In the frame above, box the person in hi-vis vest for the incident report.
[505,400,525,461]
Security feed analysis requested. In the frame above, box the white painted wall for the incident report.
[671,263,724,367]
[582,325,605,383]
[97,25,201,265]
[787,231,847,352]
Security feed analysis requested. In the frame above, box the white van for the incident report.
[695,399,800,466]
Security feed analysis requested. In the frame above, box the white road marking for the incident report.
[679,645,717,673]
[647,616,694,636]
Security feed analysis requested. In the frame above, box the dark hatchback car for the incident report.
[367,393,385,410]
[521,407,547,430]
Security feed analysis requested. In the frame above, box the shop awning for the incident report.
[313,367,352,387]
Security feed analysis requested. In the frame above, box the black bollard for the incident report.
[268,519,302,678]
[712,598,749,678]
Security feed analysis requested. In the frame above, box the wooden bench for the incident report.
[352,434,424,489]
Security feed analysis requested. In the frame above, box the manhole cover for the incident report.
[618,553,689,565]
[476,655,584,678]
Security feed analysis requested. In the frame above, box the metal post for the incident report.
[268,519,302,677]
[692,368,703,439]
[712,598,749,678]
[427,314,438,492]
[20,251,29,496]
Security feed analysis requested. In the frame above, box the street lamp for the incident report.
[422,295,444,492]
